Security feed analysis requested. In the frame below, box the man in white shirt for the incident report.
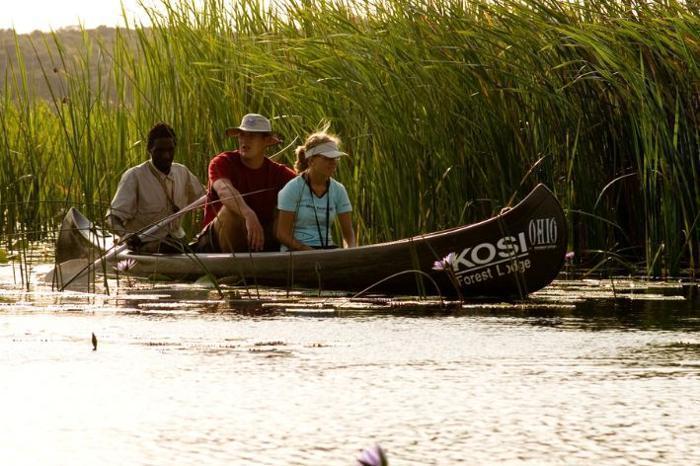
[106,123,205,253]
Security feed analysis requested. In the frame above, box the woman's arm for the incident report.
[276,210,313,251]
[337,212,356,248]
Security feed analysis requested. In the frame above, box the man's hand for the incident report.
[213,178,265,251]
[242,209,264,251]
[125,234,143,251]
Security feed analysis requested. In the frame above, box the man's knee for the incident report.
[215,207,248,252]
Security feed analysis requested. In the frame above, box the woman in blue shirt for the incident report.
[276,132,356,251]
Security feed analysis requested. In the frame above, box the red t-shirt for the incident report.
[202,151,296,227]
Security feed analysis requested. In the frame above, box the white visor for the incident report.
[305,141,347,159]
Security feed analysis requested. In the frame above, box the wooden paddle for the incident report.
[46,194,208,290]
[46,185,281,289]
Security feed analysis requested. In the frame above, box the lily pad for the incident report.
[194,275,218,288]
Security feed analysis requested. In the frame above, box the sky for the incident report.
[2,0,162,33]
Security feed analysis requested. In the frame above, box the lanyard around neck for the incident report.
[147,162,179,213]
[304,174,330,248]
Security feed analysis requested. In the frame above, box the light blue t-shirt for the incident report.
[277,175,352,250]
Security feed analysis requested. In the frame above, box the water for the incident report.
[1,266,699,465]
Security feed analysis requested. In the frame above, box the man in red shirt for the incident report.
[195,113,295,252]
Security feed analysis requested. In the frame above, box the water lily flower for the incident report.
[432,252,456,271]
[114,258,136,273]
[357,444,388,466]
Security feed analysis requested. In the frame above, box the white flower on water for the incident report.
[357,444,388,466]
[432,252,456,272]
[114,258,136,273]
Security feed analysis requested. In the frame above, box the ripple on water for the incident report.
[0,277,699,464]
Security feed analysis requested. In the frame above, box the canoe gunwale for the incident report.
[56,183,567,297]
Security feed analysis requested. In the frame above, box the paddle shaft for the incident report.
[59,194,207,290]
[58,186,277,290]
[124,184,279,247]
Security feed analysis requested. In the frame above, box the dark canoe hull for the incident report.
[56,184,567,297]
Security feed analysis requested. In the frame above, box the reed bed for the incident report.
[0,0,698,277]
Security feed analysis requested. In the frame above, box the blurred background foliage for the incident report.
[0,0,698,276]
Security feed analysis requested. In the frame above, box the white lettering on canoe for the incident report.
[452,232,529,277]
[455,258,532,286]
[528,217,558,248]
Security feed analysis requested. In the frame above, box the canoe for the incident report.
[54,183,567,297]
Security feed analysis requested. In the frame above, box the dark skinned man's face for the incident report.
[149,137,175,174]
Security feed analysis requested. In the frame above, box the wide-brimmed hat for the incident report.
[305,141,347,159]
[225,113,281,143]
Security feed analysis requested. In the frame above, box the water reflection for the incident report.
[0,273,699,465]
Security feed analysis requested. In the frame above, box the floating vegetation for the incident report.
[459,302,578,311]
[136,302,205,310]
[253,341,287,347]
[662,341,700,349]
[3,271,697,316]
[533,279,694,302]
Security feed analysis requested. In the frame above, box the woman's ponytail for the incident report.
[294,146,309,173]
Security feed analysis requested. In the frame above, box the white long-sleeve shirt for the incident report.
[106,161,205,243]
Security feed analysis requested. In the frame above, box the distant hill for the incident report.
[0,26,129,101]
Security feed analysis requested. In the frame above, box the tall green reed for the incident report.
[0,0,697,276]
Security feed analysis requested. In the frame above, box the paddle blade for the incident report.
[39,259,91,290]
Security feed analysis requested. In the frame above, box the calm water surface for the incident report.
[1,266,699,465]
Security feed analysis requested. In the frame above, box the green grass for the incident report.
[0,0,698,277]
